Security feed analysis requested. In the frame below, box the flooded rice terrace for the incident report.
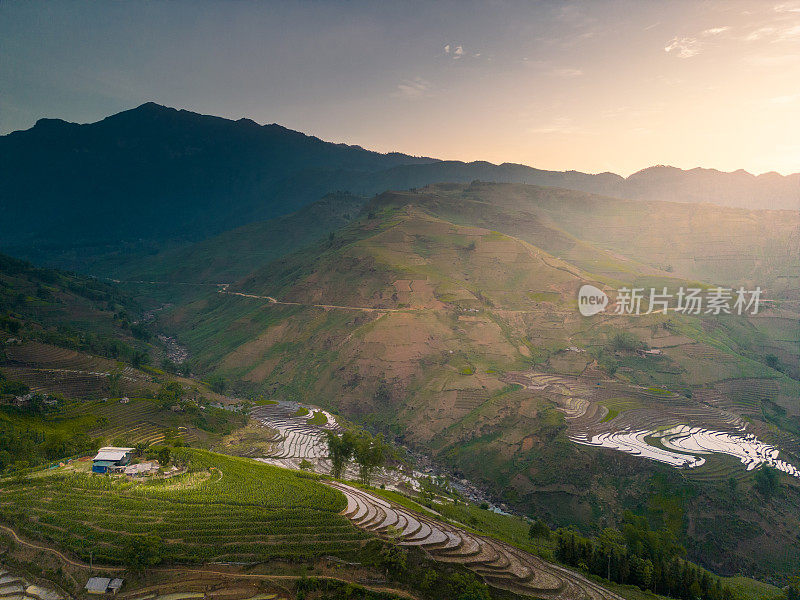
[572,425,800,477]
[0,567,66,600]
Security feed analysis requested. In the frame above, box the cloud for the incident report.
[552,67,583,78]
[664,36,702,58]
[768,93,800,104]
[774,2,800,12]
[703,26,730,36]
[528,117,581,135]
[444,44,466,59]
[775,24,800,40]
[745,26,776,41]
[394,77,431,99]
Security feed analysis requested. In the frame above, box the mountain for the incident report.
[2,104,797,274]
[0,102,435,250]
[152,183,800,580]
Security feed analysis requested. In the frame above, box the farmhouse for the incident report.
[85,577,124,595]
[91,447,134,474]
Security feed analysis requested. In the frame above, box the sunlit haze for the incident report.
[2,0,800,175]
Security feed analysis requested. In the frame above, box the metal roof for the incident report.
[93,447,134,462]
[86,578,111,593]
[108,579,124,590]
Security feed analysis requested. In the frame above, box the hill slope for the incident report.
[0,252,153,362]
[155,189,800,579]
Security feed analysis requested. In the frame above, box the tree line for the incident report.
[551,511,733,600]
[326,429,393,485]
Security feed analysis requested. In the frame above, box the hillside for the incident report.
[154,188,800,580]
[116,191,367,285]
[0,253,154,363]
[3,104,797,274]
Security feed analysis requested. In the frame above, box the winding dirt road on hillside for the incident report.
[0,525,419,599]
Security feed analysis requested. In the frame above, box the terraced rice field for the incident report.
[656,425,799,476]
[326,482,622,600]
[0,450,370,565]
[508,371,800,479]
[251,401,340,468]
[129,593,282,600]
[0,567,64,600]
[2,341,153,398]
[58,397,201,446]
[572,422,800,478]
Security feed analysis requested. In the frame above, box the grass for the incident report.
[722,576,784,600]
[307,411,328,426]
[293,407,310,417]
[599,397,642,423]
[0,449,369,565]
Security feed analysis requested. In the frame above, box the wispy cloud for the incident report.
[528,117,583,135]
[768,93,800,104]
[744,52,800,66]
[394,77,431,99]
[444,44,465,59]
[664,36,702,58]
[775,24,800,40]
[551,67,583,78]
[703,26,730,36]
[745,26,776,41]
[774,2,800,13]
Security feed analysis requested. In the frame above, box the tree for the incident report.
[122,534,162,572]
[157,446,171,466]
[157,381,183,409]
[786,576,800,600]
[107,370,122,397]
[754,465,779,498]
[130,351,150,368]
[206,375,226,394]
[326,430,355,479]
[353,432,388,486]
[529,518,551,539]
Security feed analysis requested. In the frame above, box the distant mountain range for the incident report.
[1,103,797,269]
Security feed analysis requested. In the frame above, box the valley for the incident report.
[1,107,798,600]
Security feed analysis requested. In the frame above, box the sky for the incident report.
[2,0,800,176]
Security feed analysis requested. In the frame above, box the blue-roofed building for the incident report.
[91,447,134,473]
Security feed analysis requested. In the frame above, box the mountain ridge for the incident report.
[2,103,798,274]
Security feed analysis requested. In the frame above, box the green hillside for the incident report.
[114,191,367,285]
[0,253,154,362]
[152,186,800,581]
[0,448,364,565]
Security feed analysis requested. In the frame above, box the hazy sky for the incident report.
[2,1,800,175]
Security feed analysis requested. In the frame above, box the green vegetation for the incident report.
[307,410,328,425]
[0,253,153,363]
[326,429,393,485]
[555,512,731,600]
[0,383,99,472]
[0,449,368,565]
